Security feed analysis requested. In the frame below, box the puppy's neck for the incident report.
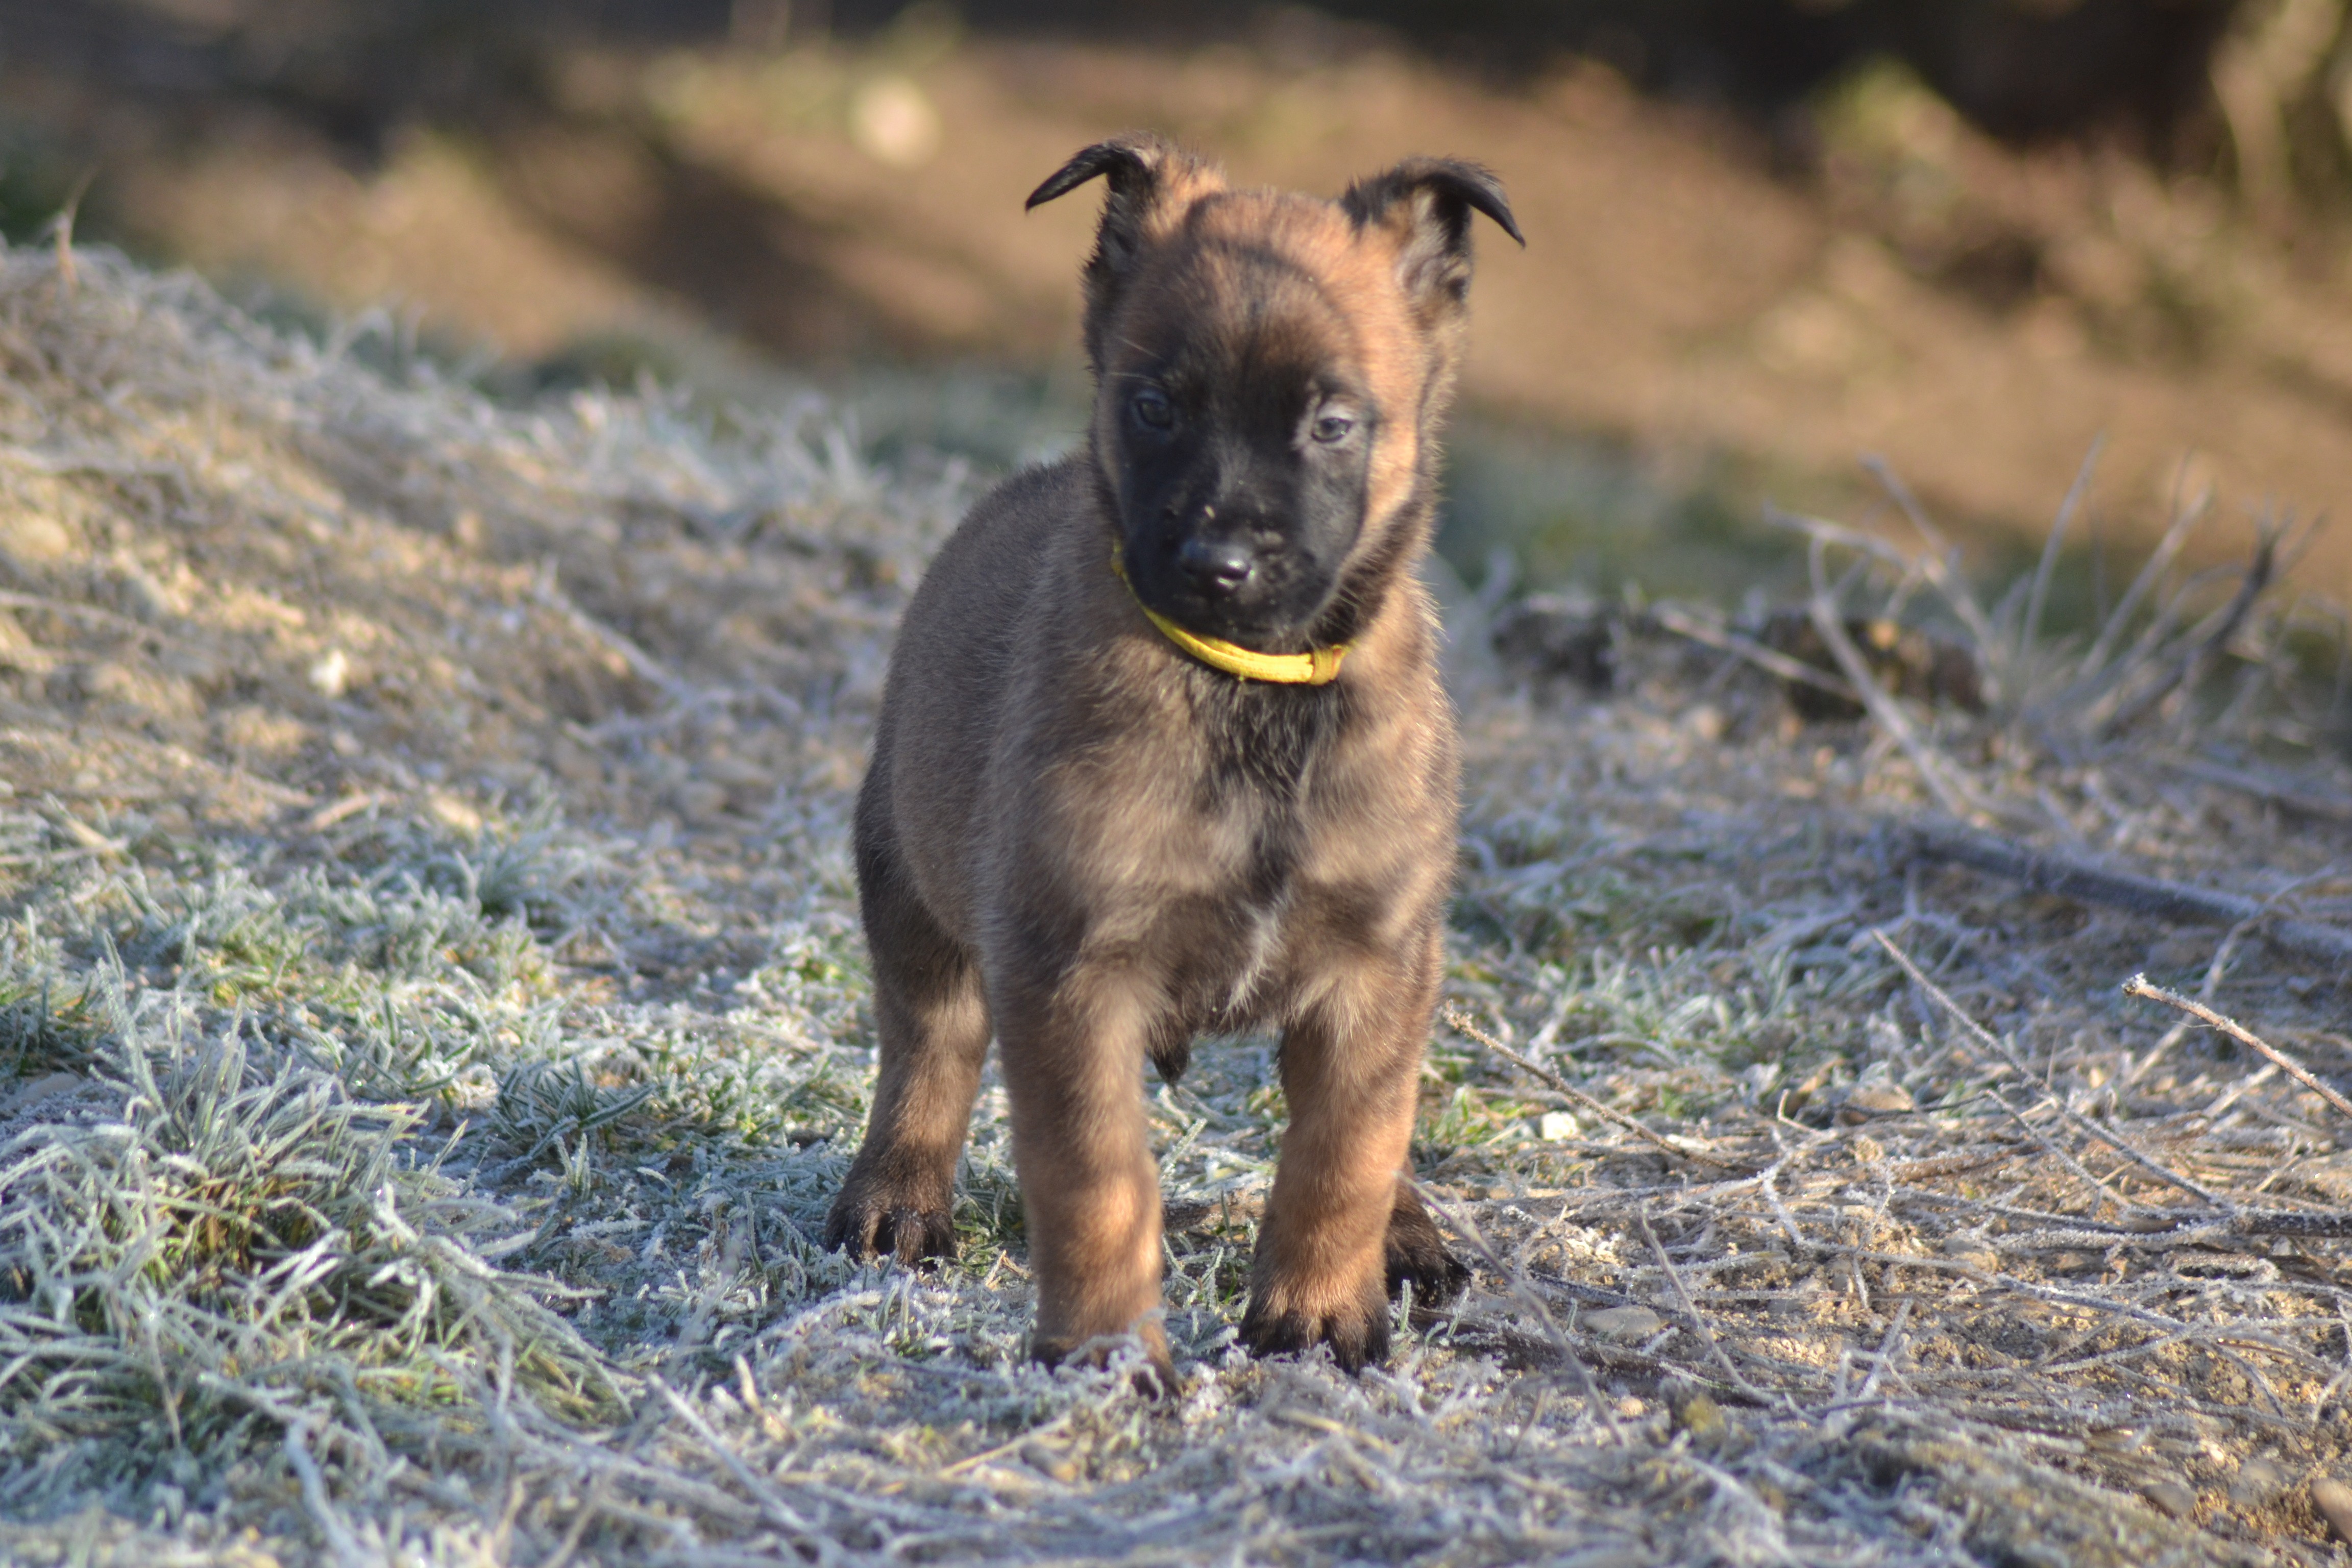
[1308,493,1436,653]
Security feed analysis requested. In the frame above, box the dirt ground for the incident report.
[6,9,2350,597]
[0,237,2346,1565]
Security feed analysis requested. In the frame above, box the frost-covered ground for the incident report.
[0,247,2345,1565]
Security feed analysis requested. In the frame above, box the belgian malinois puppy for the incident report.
[824,133,1520,1382]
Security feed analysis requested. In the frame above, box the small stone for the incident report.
[1538,1110,1581,1142]
[0,512,74,566]
[308,647,351,698]
[2228,1455,2286,1507]
[1941,1234,1998,1271]
[2311,1478,2352,1542]
[1584,1305,1663,1341]
[1840,1083,1916,1120]
[1020,1440,1082,1483]
[2140,1479,2197,1519]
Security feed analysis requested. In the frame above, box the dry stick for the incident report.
[1851,1298,1915,1409]
[2168,756,2352,826]
[2076,476,2209,685]
[1440,1007,1745,1171]
[0,588,178,641]
[1874,932,2233,1214]
[2124,899,2270,1091]
[2020,437,2102,667]
[1636,1212,1784,1411]
[1648,602,1857,701]
[52,169,94,299]
[1411,1181,1621,1433]
[1855,460,2006,664]
[1906,823,2352,969]
[2122,976,2352,1122]
[2102,519,2280,736]
[1804,535,1992,823]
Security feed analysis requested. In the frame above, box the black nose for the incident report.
[1178,537,1255,598]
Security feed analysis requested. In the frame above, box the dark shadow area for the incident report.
[902,0,2242,153]
[0,1,2249,171]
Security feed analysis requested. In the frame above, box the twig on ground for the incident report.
[2122,976,2352,1122]
[2167,756,2352,825]
[1441,1007,1746,1171]
[1906,823,2352,967]
[0,589,180,641]
[1875,932,2233,1213]
[2101,520,2281,736]
[1854,462,2005,665]
[2018,439,2101,667]
[1636,1213,1782,1411]
[1411,1182,1619,1433]
[1851,1298,1913,1410]
[533,569,700,705]
[1649,603,1856,701]
[2074,476,2209,688]
[1804,536,1992,822]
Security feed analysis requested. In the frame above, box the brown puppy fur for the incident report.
[823,135,1520,1381]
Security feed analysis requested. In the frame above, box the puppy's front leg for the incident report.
[1242,928,1442,1371]
[994,963,1172,1386]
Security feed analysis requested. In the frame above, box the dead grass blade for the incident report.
[2122,976,2352,1121]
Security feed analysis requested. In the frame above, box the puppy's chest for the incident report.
[1192,673,1348,810]
[1171,687,1360,1026]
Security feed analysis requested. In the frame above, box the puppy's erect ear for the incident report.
[1341,158,1522,314]
[1027,134,1226,358]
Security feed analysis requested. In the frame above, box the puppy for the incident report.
[824,134,1520,1381]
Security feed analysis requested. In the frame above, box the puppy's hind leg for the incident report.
[1384,1179,1469,1309]
[824,804,991,1266]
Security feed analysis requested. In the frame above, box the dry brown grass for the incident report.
[0,242,2343,1565]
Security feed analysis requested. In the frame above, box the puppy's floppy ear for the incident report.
[1342,158,1522,313]
[1027,134,1225,357]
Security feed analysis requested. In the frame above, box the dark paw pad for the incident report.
[822,1165,957,1265]
[1238,1297,1390,1375]
[1384,1203,1470,1308]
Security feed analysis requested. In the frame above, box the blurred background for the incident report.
[4,0,2350,609]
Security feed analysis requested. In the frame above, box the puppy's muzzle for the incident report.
[1178,535,1257,599]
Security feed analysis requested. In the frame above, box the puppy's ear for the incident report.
[1342,158,1522,314]
[1027,134,1225,356]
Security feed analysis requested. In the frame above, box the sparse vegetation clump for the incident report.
[0,242,2343,1564]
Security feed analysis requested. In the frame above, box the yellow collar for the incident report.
[1111,547,1347,685]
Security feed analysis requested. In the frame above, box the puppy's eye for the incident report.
[1131,388,1175,431]
[1310,411,1355,445]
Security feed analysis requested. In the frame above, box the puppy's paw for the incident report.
[1030,1326,1178,1399]
[1238,1279,1391,1374]
[1384,1194,1470,1308]
[821,1158,957,1265]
